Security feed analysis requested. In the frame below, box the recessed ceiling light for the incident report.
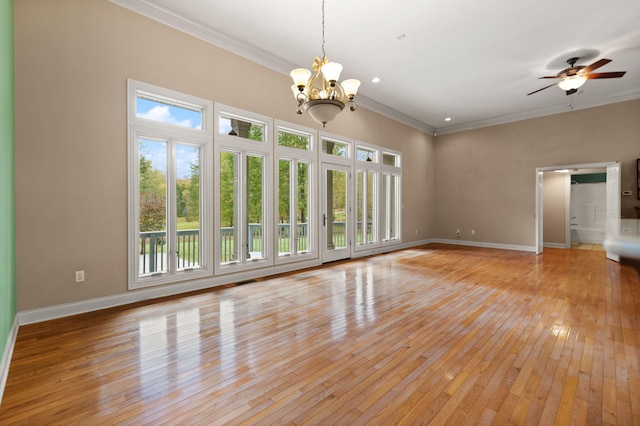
[444,117,452,121]
[372,77,381,83]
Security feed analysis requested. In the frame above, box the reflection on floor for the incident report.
[571,242,604,251]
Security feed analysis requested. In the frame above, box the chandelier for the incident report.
[289,0,361,127]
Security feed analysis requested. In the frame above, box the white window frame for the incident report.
[214,104,273,275]
[319,132,354,261]
[381,148,402,247]
[274,120,318,265]
[127,79,213,289]
[354,143,380,251]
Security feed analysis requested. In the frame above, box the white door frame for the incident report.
[535,161,621,259]
[321,162,353,263]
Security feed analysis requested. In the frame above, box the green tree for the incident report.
[297,162,309,224]
[184,162,200,222]
[277,132,310,224]
[139,154,166,232]
[247,155,263,223]
[279,159,291,223]
[176,180,187,217]
[220,151,235,227]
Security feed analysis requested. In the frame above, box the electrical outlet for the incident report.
[75,270,85,283]
[471,230,476,235]
[455,229,461,238]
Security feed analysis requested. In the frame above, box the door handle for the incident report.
[323,214,327,227]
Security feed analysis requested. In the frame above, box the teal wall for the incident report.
[571,173,607,184]
[0,0,16,362]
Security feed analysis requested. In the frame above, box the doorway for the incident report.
[535,162,620,261]
[321,163,352,263]
[570,171,607,248]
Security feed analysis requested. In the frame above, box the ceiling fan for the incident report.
[527,57,626,96]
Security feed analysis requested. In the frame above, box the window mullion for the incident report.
[290,159,297,255]
[167,140,177,273]
[240,152,248,263]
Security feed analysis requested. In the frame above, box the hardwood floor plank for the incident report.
[1,244,638,425]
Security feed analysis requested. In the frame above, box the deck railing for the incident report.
[139,221,370,273]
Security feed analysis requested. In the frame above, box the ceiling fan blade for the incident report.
[586,71,626,79]
[583,58,612,74]
[539,76,561,79]
[527,83,557,96]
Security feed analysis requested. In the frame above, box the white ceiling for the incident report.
[112,0,640,134]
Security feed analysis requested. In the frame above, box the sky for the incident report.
[136,98,202,179]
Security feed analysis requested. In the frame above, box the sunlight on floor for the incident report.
[571,243,604,251]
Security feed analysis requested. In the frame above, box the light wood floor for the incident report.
[572,243,605,251]
[1,244,639,425]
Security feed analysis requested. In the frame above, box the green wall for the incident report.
[0,0,16,364]
[571,173,607,184]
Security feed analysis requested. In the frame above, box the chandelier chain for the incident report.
[321,0,326,58]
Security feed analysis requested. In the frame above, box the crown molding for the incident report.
[356,95,436,135]
[109,0,299,74]
[434,90,640,136]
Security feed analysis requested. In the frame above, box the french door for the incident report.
[321,163,352,262]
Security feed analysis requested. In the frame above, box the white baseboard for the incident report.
[15,238,536,326]
[430,238,537,253]
[544,242,570,249]
[17,258,321,326]
[0,316,18,406]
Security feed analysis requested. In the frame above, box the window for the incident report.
[353,145,402,252]
[128,80,213,289]
[322,138,349,157]
[275,123,316,263]
[355,145,378,248]
[218,114,265,142]
[381,151,401,244]
[215,105,273,273]
[357,146,376,163]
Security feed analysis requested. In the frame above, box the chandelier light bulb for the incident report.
[290,68,312,90]
[321,62,343,84]
[341,79,361,99]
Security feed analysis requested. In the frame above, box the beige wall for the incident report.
[14,0,640,313]
[542,172,567,245]
[14,0,435,311]
[434,99,640,247]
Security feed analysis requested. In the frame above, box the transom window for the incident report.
[383,152,400,167]
[322,138,349,157]
[357,146,376,162]
[136,94,204,129]
[218,114,265,142]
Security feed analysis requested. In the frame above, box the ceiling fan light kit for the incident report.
[557,74,587,91]
[527,57,626,96]
[289,0,360,127]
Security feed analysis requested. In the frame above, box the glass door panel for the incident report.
[176,143,201,270]
[382,173,399,241]
[138,138,168,276]
[278,159,292,256]
[247,154,264,260]
[297,162,310,253]
[322,163,351,262]
[219,151,239,263]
